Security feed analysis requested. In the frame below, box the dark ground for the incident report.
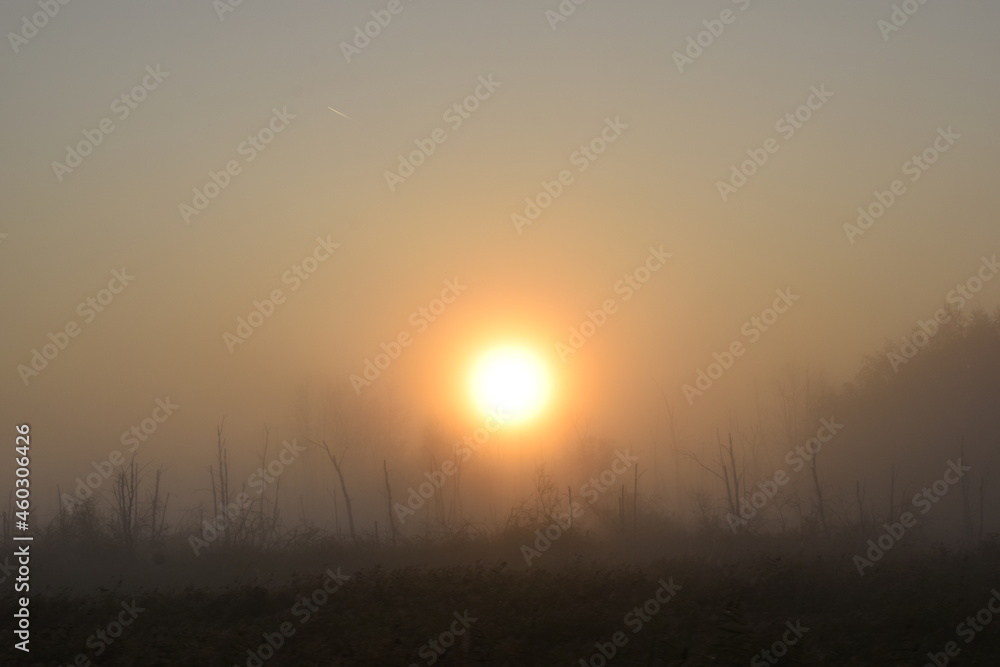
[6,538,1000,666]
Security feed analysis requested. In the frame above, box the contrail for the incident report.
[327,106,354,121]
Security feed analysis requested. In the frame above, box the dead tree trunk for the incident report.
[310,439,357,544]
[209,420,231,547]
[383,460,398,546]
[112,456,140,556]
[683,431,743,523]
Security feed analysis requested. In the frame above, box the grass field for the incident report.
[7,534,1000,666]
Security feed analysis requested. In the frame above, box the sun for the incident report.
[470,346,551,423]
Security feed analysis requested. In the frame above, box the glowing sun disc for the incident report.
[470,346,550,422]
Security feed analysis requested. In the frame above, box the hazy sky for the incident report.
[2,1,998,513]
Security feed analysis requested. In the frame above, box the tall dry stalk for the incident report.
[309,438,357,543]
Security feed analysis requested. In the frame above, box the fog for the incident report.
[2,1,997,536]
[2,2,1000,663]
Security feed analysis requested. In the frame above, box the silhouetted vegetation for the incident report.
[7,310,1000,664]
